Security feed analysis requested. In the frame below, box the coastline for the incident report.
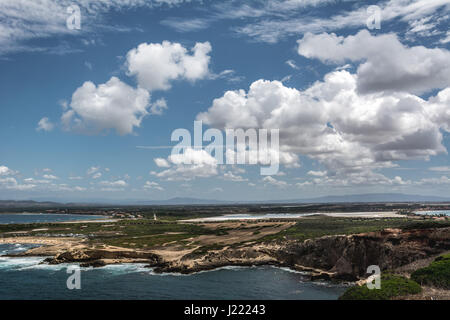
[2,225,449,282]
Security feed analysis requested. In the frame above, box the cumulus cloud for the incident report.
[24,178,52,184]
[262,176,288,188]
[143,181,164,191]
[36,117,54,132]
[297,170,412,188]
[99,180,128,187]
[61,40,214,135]
[92,172,102,179]
[197,69,450,184]
[154,158,171,168]
[152,148,218,181]
[126,41,212,91]
[0,165,15,176]
[63,77,150,135]
[87,166,100,175]
[307,170,327,177]
[99,180,128,191]
[42,174,59,180]
[223,171,248,182]
[150,98,168,115]
[0,177,36,191]
[297,30,450,95]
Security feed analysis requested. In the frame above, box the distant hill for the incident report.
[285,193,450,204]
[0,200,62,208]
[135,194,450,205]
[1,193,450,208]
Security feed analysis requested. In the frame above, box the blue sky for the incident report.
[1,0,450,202]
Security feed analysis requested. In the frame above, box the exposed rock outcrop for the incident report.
[149,227,450,280]
[43,249,163,267]
[274,227,450,280]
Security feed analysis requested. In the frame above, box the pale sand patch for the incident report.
[184,212,406,222]
[0,236,77,246]
[150,248,196,262]
[322,212,405,218]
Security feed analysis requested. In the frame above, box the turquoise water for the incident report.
[415,210,450,216]
[0,214,348,300]
[0,213,107,224]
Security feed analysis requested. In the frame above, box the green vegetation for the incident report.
[183,244,226,259]
[411,253,450,289]
[339,274,422,300]
[0,220,220,249]
[258,216,450,242]
[3,215,447,249]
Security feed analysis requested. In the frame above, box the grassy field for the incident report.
[258,216,450,242]
[1,216,449,249]
[411,253,450,289]
[0,220,220,249]
[339,274,422,300]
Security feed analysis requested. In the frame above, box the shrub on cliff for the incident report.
[339,274,422,300]
[411,253,450,289]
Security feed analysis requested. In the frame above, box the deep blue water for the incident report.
[0,243,348,300]
[0,213,107,224]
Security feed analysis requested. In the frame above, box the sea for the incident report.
[414,210,450,216]
[0,214,349,300]
[0,213,107,224]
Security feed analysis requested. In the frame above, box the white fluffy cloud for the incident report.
[197,69,450,182]
[0,165,15,176]
[152,148,218,181]
[223,171,248,182]
[99,179,128,191]
[99,180,128,187]
[36,117,54,132]
[150,98,168,115]
[154,158,171,168]
[43,174,59,180]
[297,30,450,95]
[296,170,412,188]
[262,176,288,188]
[126,41,212,91]
[0,176,36,191]
[63,77,150,135]
[143,181,164,191]
[59,40,213,135]
[87,166,100,175]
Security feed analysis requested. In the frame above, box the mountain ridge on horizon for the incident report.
[1,193,450,207]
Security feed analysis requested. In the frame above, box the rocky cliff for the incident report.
[16,227,450,281]
[274,227,450,280]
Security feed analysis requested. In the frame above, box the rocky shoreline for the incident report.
[5,226,449,282]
